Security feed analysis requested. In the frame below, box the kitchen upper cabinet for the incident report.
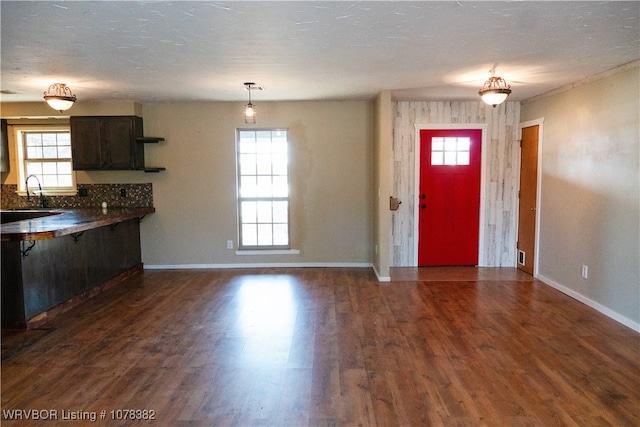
[71,116,144,170]
[1,119,9,172]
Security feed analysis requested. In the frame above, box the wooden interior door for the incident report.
[517,125,539,275]
[418,129,482,266]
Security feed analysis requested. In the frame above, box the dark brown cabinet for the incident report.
[1,119,9,172]
[71,116,144,170]
[2,218,143,328]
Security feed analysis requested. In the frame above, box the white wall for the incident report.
[392,101,521,267]
[521,64,640,329]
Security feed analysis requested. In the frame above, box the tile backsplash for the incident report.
[1,183,153,209]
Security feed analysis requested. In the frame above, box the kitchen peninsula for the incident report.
[1,207,154,328]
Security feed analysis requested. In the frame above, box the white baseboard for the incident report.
[372,265,391,282]
[144,262,373,270]
[537,274,640,333]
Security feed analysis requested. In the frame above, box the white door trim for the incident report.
[413,123,488,266]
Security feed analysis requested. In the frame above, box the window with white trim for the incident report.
[236,129,290,249]
[13,125,76,195]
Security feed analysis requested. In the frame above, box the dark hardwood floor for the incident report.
[2,267,638,426]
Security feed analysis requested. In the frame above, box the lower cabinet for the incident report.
[1,219,142,328]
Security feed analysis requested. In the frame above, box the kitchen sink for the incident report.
[0,210,63,224]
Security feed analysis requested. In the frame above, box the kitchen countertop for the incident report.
[1,207,155,242]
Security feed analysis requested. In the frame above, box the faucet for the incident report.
[25,174,48,208]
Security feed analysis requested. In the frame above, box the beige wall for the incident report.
[372,91,393,280]
[1,100,141,119]
[521,64,640,328]
[139,101,373,266]
[2,100,374,267]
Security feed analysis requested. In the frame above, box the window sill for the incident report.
[235,249,301,256]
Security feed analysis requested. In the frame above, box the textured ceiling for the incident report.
[1,1,638,104]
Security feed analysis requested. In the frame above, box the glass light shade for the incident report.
[478,76,511,107]
[43,83,77,112]
[480,90,510,107]
[45,97,76,112]
[244,103,256,124]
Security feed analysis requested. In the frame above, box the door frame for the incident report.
[413,123,488,266]
[517,118,544,277]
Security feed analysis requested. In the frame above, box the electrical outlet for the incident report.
[227,240,233,249]
[78,188,88,197]
[120,188,127,197]
[581,265,589,279]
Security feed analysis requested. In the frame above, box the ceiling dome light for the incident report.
[478,76,511,107]
[43,83,77,112]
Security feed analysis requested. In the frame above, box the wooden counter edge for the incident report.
[1,207,155,242]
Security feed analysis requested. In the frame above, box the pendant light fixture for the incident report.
[43,83,77,112]
[478,76,511,107]
[243,82,257,124]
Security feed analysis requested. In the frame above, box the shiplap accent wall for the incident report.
[392,101,521,267]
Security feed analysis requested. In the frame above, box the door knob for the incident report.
[421,204,426,209]
[530,207,536,212]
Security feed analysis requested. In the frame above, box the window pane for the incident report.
[444,138,457,151]
[256,176,272,197]
[42,134,57,145]
[26,134,42,146]
[58,146,71,158]
[239,140,255,154]
[256,132,271,153]
[458,151,470,165]
[272,130,287,143]
[57,162,72,174]
[27,147,41,159]
[273,224,288,245]
[26,162,43,175]
[256,154,272,175]
[241,201,257,223]
[272,140,287,154]
[43,146,57,158]
[240,154,256,175]
[42,175,58,187]
[444,151,456,165]
[242,224,257,246]
[257,201,272,223]
[272,176,288,197]
[257,224,273,245]
[272,157,287,175]
[432,151,444,165]
[457,138,470,151]
[241,176,257,197]
[57,133,70,144]
[42,162,57,174]
[432,138,444,151]
[273,201,288,223]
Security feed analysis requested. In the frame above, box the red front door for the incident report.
[418,129,482,266]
